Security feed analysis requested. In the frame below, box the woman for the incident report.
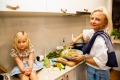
[70,6,118,80]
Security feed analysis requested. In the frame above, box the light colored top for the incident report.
[10,45,35,63]
[83,29,110,70]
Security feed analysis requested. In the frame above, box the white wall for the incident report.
[0,15,90,72]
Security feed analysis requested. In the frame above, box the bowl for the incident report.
[62,49,83,59]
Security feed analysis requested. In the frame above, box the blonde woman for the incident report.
[70,6,118,80]
[10,31,43,80]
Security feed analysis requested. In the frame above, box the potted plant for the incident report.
[111,29,120,39]
[111,29,118,39]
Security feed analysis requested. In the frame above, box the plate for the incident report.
[62,49,83,59]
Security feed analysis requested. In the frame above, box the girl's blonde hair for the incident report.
[91,6,113,35]
[13,31,31,52]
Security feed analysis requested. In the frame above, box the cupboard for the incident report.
[0,0,112,16]
[55,62,86,80]
[0,0,46,12]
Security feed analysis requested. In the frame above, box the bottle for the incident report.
[44,50,50,68]
[62,38,66,50]
[44,57,50,68]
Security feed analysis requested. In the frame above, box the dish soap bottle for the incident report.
[62,38,66,50]
[43,50,50,68]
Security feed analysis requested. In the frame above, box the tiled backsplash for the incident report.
[0,15,90,72]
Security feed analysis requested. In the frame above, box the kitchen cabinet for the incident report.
[75,62,86,80]
[55,76,65,80]
[55,62,85,80]
[0,0,46,12]
[56,69,76,80]
[36,61,85,80]
[46,0,110,13]
[46,0,81,14]
[81,0,108,12]
[0,0,112,17]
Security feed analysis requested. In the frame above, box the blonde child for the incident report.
[10,31,43,80]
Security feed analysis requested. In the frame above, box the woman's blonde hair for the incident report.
[91,6,113,35]
[13,31,31,52]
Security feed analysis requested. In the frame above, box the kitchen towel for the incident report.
[82,30,118,67]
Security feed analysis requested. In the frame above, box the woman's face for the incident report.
[90,11,107,32]
[17,36,28,51]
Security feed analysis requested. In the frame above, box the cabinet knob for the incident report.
[66,75,70,80]
[6,5,19,10]
[61,9,67,13]
[84,9,88,12]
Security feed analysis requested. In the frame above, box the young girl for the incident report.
[70,6,118,80]
[10,31,43,80]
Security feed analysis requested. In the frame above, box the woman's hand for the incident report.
[70,37,77,46]
[70,54,85,62]
[70,33,83,46]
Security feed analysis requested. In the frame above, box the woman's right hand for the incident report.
[70,37,77,46]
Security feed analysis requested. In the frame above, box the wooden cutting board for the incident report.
[0,64,7,73]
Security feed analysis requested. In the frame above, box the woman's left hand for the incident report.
[70,54,84,62]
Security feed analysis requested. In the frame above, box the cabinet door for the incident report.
[75,62,86,80]
[46,0,109,13]
[65,69,76,80]
[46,0,81,14]
[0,0,46,12]
[74,0,108,12]
[84,0,107,12]
[55,75,65,80]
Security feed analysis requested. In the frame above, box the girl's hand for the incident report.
[21,68,25,74]
[24,67,31,75]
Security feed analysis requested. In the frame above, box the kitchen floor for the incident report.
[110,69,120,80]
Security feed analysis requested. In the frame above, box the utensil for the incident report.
[72,43,85,50]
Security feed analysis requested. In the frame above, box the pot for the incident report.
[72,43,85,50]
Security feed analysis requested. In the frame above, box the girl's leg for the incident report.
[18,74,29,80]
[30,71,38,80]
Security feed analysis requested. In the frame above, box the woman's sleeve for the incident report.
[92,36,108,69]
[82,29,94,42]
[10,49,18,57]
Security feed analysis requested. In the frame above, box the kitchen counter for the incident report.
[37,61,85,80]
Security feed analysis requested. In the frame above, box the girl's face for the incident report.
[17,36,28,51]
[90,11,107,32]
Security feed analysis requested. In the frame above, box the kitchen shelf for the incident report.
[112,39,120,44]
[0,11,91,17]
[76,11,91,15]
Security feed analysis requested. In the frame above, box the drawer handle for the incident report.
[6,5,19,10]
[61,9,67,13]
[66,75,70,80]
